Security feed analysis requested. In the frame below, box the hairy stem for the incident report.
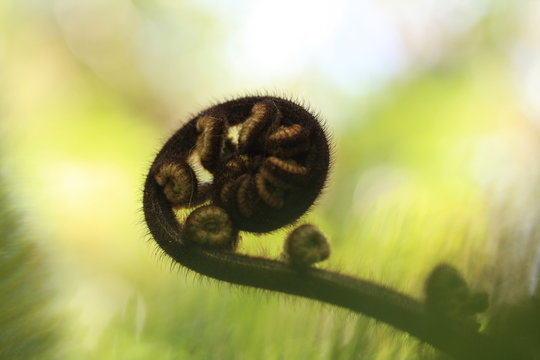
[143,178,522,360]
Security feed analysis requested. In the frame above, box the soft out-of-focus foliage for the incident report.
[0,173,58,359]
[2,0,540,358]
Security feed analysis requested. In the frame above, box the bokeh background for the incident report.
[2,0,540,358]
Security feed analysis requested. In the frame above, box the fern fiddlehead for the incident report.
[143,96,521,359]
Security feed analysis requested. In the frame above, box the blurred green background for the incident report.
[2,0,540,358]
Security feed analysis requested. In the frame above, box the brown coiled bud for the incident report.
[183,205,239,250]
[196,115,227,172]
[424,264,489,330]
[151,95,331,237]
[284,224,330,267]
[154,162,197,207]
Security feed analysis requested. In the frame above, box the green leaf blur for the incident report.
[2,0,540,358]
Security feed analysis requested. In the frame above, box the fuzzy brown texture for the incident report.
[284,224,330,266]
